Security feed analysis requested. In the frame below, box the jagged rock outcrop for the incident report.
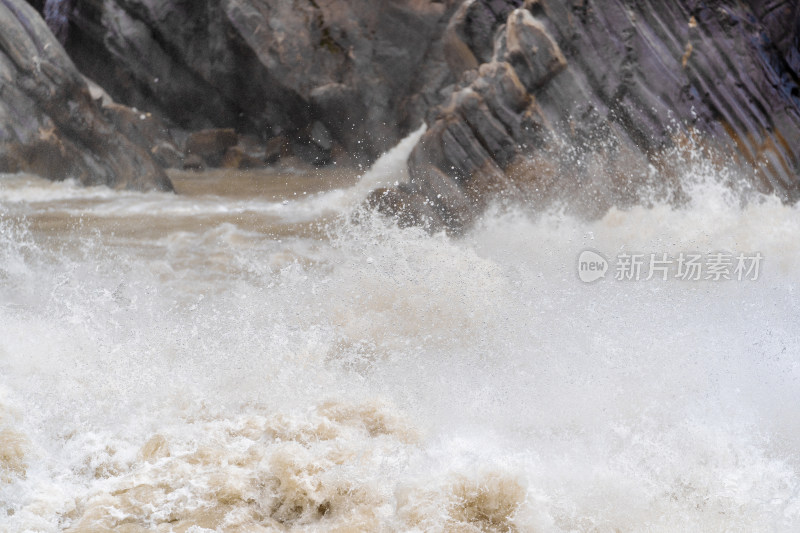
[44,0,462,166]
[0,0,172,190]
[6,0,799,218]
[371,0,800,231]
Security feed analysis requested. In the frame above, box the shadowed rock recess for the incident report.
[0,0,171,189]
[4,0,800,217]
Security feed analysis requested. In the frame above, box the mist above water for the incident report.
[1,134,800,531]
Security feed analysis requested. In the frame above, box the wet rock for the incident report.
[52,0,461,165]
[102,102,182,167]
[222,145,264,170]
[388,7,561,232]
[11,0,799,213]
[310,121,334,153]
[185,128,239,168]
[103,104,160,146]
[366,186,442,229]
[443,2,484,77]
[534,0,800,199]
[378,0,800,231]
[264,136,288,165]
[444,0,524,77]
[503,8,566,90]
[0,0,172,190]
[182,154,206,171]
[309,82,366,159]
[293,121,336,167]
[150,141,183,169]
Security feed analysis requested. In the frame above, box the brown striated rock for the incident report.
[102,102,184,169]
[150,141,183,169]
[389,5,564,231]
[443,3,482,77]
[11,0,799,217]
[222,146,264,169]
[443,0,525,78]
[0,0,172,190]
[185,128,239,168]
[376,0,800,231]
[503,8,566,91]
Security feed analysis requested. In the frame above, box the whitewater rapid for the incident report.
[1,134,800,531]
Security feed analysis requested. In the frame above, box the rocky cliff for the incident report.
[370,0,800,230]
[4,0,799,218]
[0,0,171,189]
[52,0,460,166]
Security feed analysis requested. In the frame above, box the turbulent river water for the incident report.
[1,130,800,532]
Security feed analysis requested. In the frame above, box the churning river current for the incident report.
[2,130,800,532]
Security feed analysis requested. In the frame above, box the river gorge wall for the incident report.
[2,0,799,226]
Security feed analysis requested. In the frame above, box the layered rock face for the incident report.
[0,0,171,190]
[4,0,799,213]
[54,0,460,165]
[371,0,800,231]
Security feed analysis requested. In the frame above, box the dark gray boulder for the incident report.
[0,0,172,190]
[185,128,238,168]
[373,0,800,231]
[52,0,462,165]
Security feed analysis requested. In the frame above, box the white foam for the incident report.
[2,147,800,531]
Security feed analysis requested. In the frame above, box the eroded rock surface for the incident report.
[372,0,800,231]
[50,0,462,166]
[7,0,799,213]
[0,0,172,190]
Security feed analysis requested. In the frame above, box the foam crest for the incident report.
[2,141,800,531]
